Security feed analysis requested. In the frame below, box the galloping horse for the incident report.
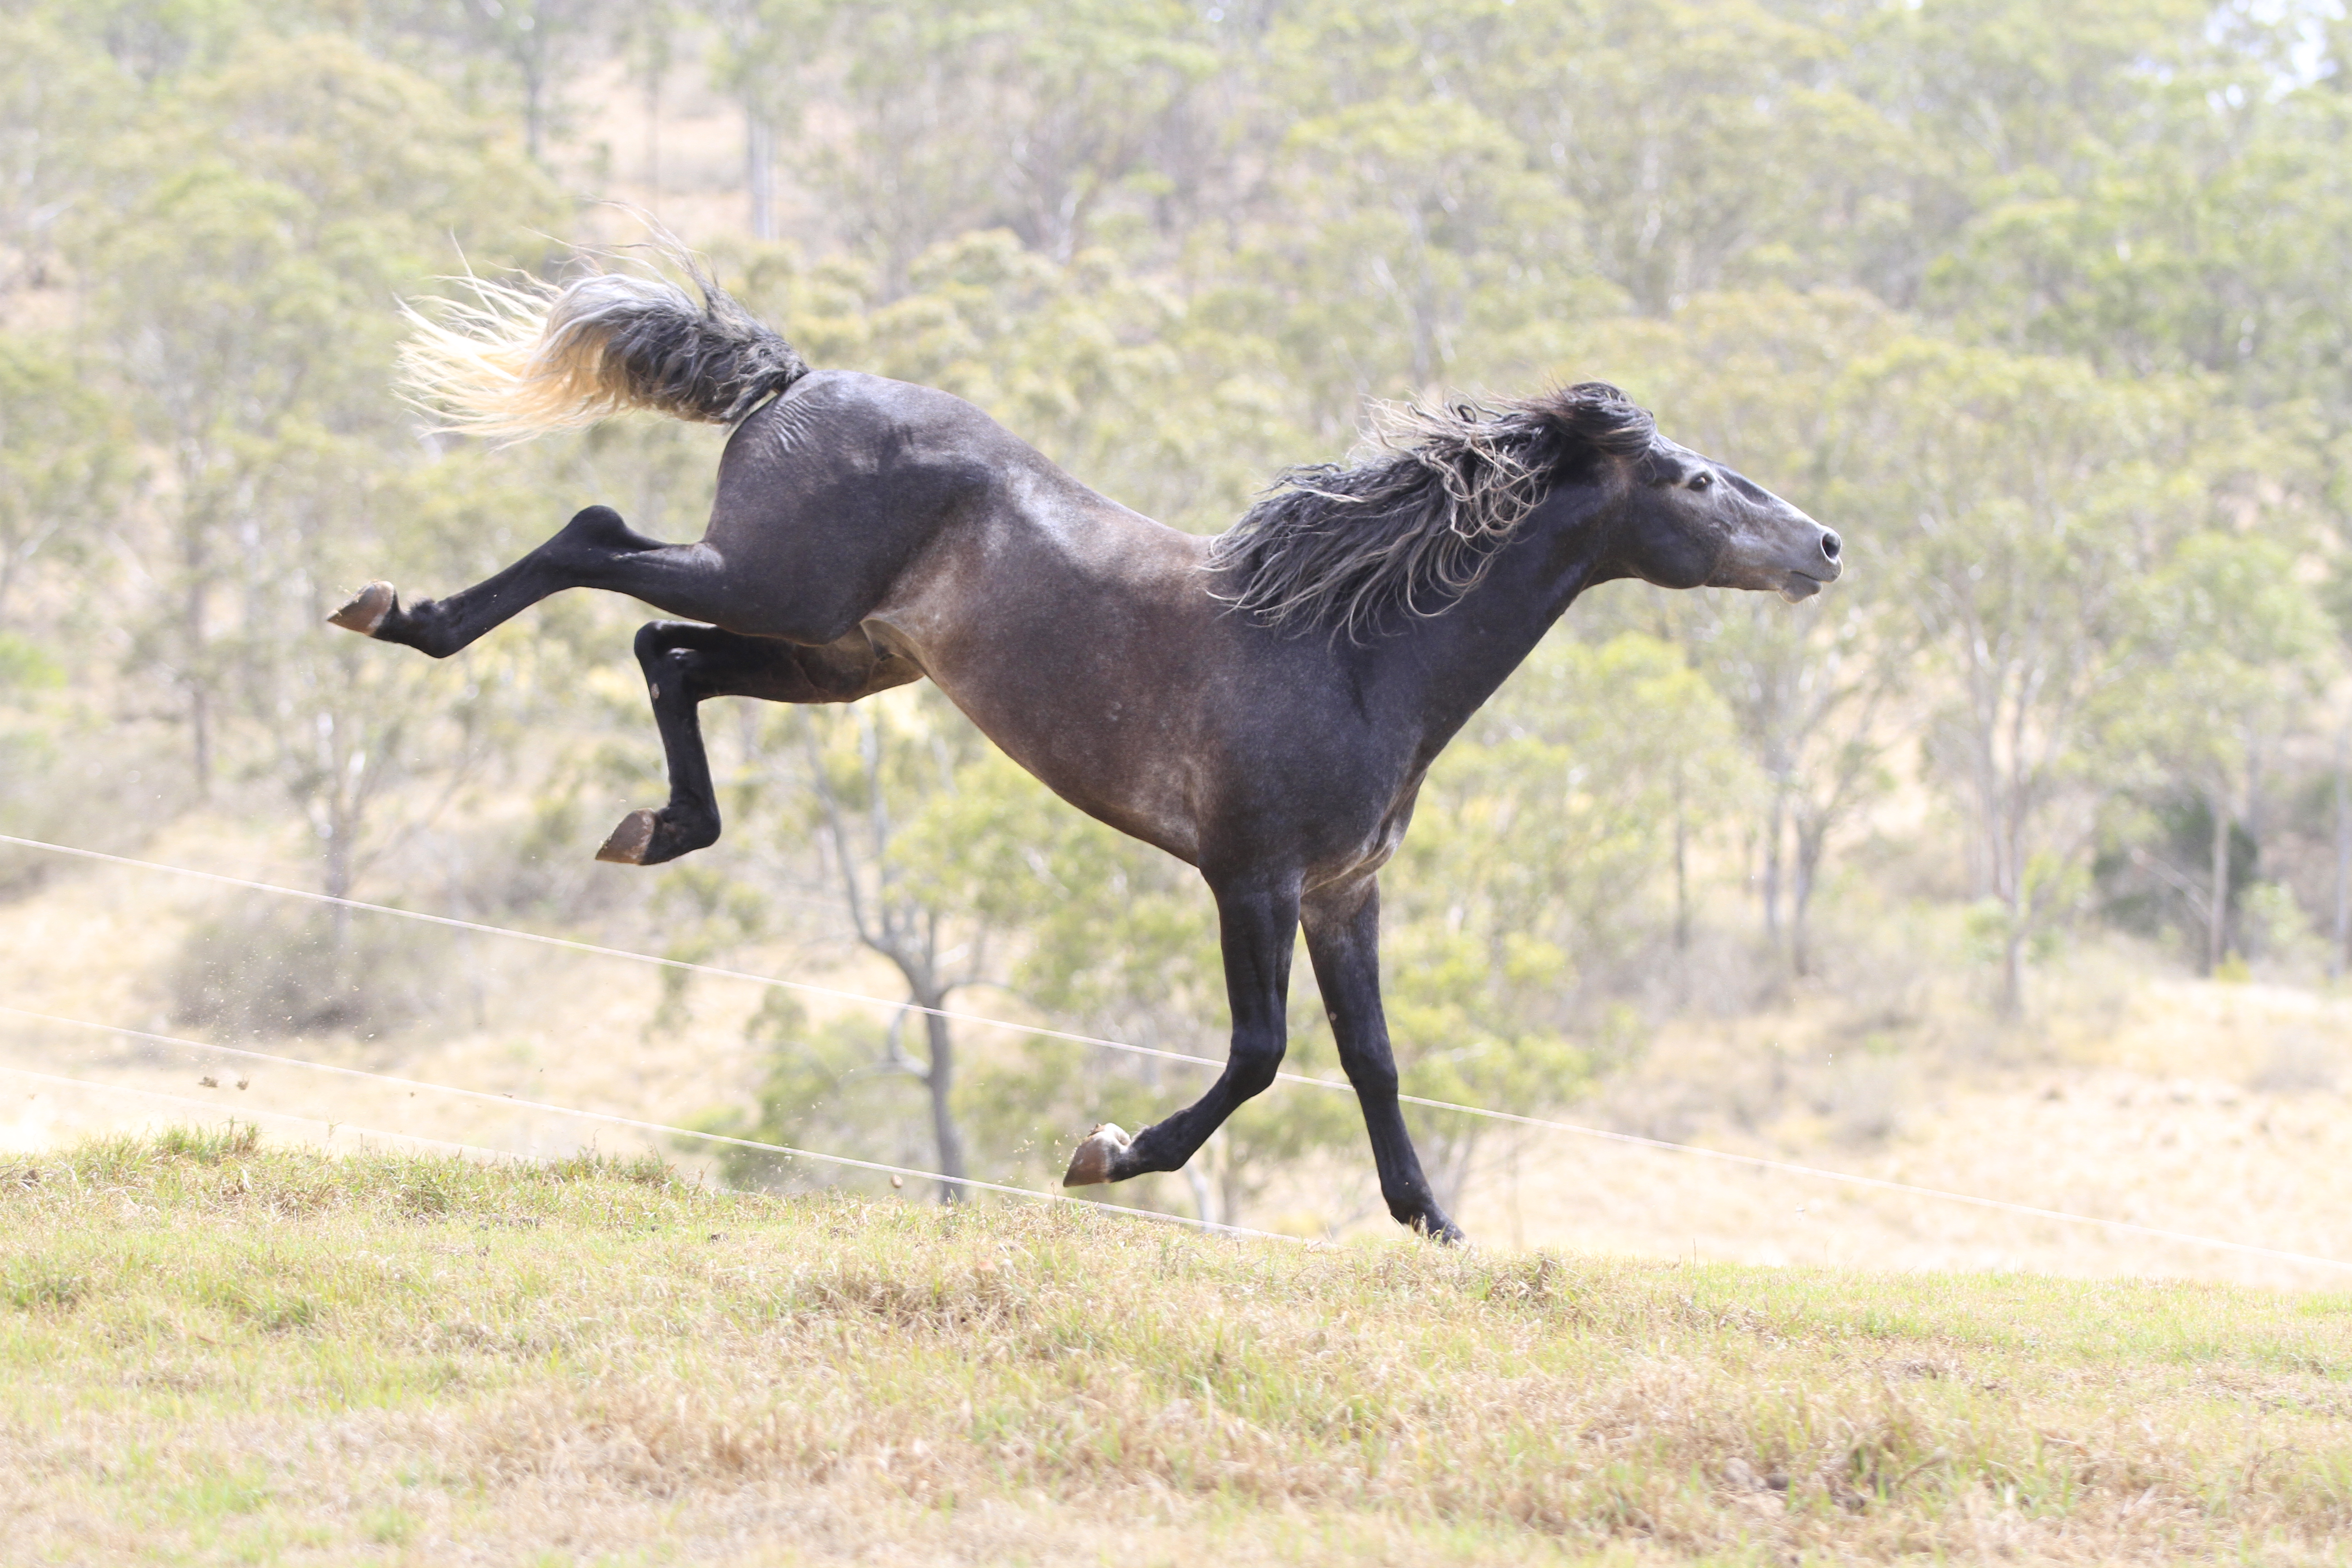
[332,255,1841,1240]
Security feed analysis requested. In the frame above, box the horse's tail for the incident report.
[397,248,809,442]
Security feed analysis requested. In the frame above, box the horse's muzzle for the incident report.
[1779,571,1825,603]
[1777,528,1842,601]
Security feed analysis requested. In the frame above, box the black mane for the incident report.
[1209,383,1658,639]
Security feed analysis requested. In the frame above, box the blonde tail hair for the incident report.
[397,250,808,442]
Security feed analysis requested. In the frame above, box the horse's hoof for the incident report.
[1061,1123,1130,1187]
[595,809,660,865]
[327,581,396,637]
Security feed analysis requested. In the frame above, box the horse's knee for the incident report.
[1227,1029,1286,1098]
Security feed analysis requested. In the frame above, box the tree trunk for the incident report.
[920,1006,965,1203]
[523,65,547,164]
[640,41,663,202]
[181,529,211,799]
[1791,814,1826,980]
[1185,1166,1215,1227]
[1671,768,1690,953]
[1999,894,2026,1021]
[746,113,775,241]
[186,678,211,801]
[2207,784,2232,975]
[2334,730,2349,980]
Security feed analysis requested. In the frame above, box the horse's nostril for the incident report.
[1821,530,1842,562]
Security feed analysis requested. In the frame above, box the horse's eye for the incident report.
[1689,471,1713,490]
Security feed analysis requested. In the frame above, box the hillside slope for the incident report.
[4,1133,2349,1565]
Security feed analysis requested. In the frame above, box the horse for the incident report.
[330,255,1840,1240]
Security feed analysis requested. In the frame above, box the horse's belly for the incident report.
[931,649,1206,864]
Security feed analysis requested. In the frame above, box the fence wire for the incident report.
[4,832,2346,1272]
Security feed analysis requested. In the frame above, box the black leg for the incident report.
[330,505,749,658]
[1303,877,1460,1240]
[597,620,925,866]
[1065,870,1299,1186]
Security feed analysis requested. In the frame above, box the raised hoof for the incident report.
[327,581,396,637]
[1061,1123,1131,1187]
[595,808,661,865]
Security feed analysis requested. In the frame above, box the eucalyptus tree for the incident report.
[1880,0,2333,387]
[766,689,1000,1199]
[387,0,621,164]
[2106,533,2332,973]
[701,0,823,241]
[1489,0,1872,314]
[1572,289,1914,978]
[1846,341,2238,1014]
[0,12,130,290]
[1263,95,1584,421]
[0,340,126,627]
[79,34,556,853]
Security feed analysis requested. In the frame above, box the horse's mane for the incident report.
[1208,382,1658,640]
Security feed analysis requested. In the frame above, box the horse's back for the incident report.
[701,370,1410,881]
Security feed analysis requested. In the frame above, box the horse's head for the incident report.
[1606,434,1841,603]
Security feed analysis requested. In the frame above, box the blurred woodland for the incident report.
[5,0,2352,1225]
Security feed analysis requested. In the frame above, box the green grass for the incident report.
[3,1129,2350,1564]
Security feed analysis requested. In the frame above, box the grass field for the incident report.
[5,1131,2352,1564]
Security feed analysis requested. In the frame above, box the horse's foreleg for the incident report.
[1302,878,1460,1241]
[1063,870,1300,1192]
[597,620,922,867]
[330,505,730,658]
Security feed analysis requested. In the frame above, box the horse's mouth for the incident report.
[1778,570,1827,603]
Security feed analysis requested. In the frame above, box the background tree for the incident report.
[1574,289,1915,979]
[2107,532,2332,973]
[0,341,126,626]
[1847,343,2236,1014]
[78,32,555,842]
[773,690,999,1199]
[1382,632,1744,1196]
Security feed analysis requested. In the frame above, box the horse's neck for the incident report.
[1387,485,1615,759]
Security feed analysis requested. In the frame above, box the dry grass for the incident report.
[4,1132,2352,1564]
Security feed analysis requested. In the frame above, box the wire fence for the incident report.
[4,830,2347,1274]
[0,1034,1303,1245]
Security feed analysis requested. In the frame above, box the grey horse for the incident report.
[332,257,1840,1239]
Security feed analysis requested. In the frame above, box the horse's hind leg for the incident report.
[330,505,742,658]
[1063,869,1300,1193]
[1301,878,1460,1240]
[597,620,923,866]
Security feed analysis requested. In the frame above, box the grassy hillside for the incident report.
[4,1132,2350,1564]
